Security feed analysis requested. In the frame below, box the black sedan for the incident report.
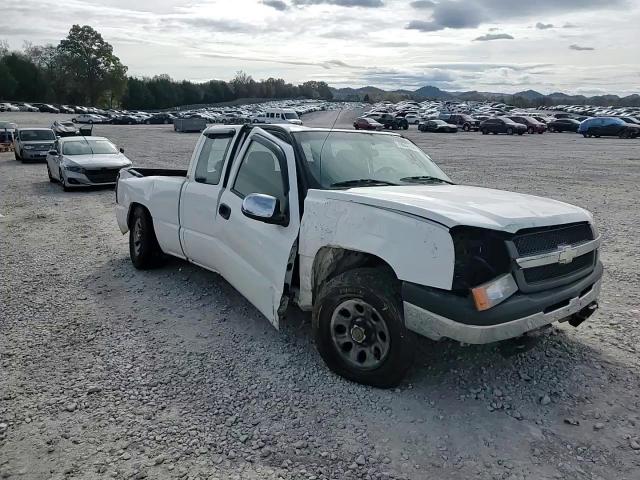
[144,113,176,125]
[480,118,527,135]
[36,104,60,114]
[418,120,458,133]
[547,118,581,133]
[111,115,141,125]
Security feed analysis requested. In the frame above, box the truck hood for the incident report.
[314,185,592,233]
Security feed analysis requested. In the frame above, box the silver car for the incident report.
[14,128,57,162]
[46,136,132,191]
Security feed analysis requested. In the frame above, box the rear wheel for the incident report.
[507,127,514,135]
[14,150,21,161]
[481,129,488,135]
[527,127,534,134]
[129,205,164,269]
[313,268,415,388]
[463,124,471,132]
[47,164,54,182]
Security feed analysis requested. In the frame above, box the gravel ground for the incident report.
[1,110,639,480]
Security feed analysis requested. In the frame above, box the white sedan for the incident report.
[72,114,107,124]
[46,136,132,191]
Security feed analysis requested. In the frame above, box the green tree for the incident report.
[0,59,18,98]
[57,25,128,105]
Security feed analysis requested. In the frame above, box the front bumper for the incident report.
[21,150,49,161]
[64,170,117,187]
[403,261,603,344]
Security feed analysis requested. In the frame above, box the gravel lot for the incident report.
[1,110,639,480]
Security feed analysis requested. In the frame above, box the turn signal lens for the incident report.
[471,274,518,311]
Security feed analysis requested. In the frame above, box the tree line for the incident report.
[0,25,333,110]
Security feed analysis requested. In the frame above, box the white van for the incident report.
[254,108,302,125]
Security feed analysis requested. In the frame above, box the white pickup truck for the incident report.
[115,124,603,387]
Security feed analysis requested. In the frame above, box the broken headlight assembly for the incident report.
[450,226,516,310]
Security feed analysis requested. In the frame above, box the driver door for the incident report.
[214,128,300,328]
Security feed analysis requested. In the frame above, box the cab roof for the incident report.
[202,123,401,137]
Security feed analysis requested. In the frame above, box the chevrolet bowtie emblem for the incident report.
[557,245,576,264]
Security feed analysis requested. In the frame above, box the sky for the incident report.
[2,0,639,95]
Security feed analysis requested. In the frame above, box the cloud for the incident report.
[569,44,595,51]
[162,17,257,33]
[262,0,289,10]
[474,33,514,41]
[535,22,554,29]
[410,0,435,8]
[292,0,384,7]
[406,0,625,32]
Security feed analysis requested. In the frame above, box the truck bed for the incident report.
[126,167,188,178]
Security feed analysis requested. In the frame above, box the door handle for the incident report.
[218,203,231,220]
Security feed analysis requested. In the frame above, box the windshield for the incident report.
[293,131,451,189]
[63,139,119,155]
[284,112,299,120]
[20,130,55,141]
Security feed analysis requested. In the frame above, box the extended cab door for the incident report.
[179,129,238,268]
[214,128,300,328]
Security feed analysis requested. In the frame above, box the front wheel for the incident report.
[527,127,534,134]
[507,127,514,135]
[481,129,488,135]
[463,124,470,132]
[59,169,71,191]
[47,164,55,182]
[129,206,164,269]
[313,268,415,388]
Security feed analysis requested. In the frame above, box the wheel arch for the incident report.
[127,202,151,229]
[310,247,398,304]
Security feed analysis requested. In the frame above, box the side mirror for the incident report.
[119,147,125,153]
[241,193,287,226]
[48,150,57,156]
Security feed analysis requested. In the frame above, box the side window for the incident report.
[233,139,287,213]
[194,135,233,185]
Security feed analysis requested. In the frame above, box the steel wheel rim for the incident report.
[133,217,143,255]
[330,299,391,371]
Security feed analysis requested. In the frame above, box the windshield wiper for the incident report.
[400,176,454,185]
[331,179,398,188]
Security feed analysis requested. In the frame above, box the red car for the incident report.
[353,117,383,131]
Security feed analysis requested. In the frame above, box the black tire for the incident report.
[313,268,415,388]
[548,126,555,133]
[463,124,470,132]
[527,127,534,134]
[145,120,151,125]
[129,205,164,269]
[481,129,488,135]
[582,133,588,138]
[402,123,408,130]
[59,169,71,192]
[15,150,21,161]
[47,164,55,182]
[518,132,524,135]
[507,127,514,135]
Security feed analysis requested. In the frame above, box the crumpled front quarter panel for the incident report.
[299,192,455,304]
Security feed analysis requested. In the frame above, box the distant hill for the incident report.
[330,85,639,107]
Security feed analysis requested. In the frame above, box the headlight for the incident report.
[471,274,518,311]
[24,145,34,150]
[65,165,85,173]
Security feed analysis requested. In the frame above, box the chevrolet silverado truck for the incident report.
[115,124,603,387]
